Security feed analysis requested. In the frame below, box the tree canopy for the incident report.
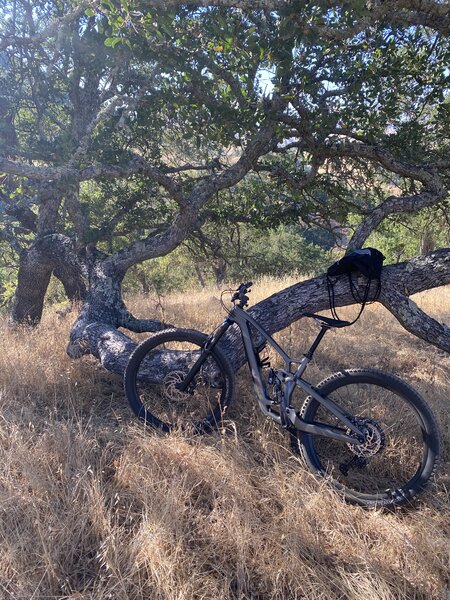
[0,0,449,370]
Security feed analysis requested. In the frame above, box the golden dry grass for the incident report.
[0,278,449,599]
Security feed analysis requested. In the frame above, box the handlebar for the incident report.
[231,281,253,307]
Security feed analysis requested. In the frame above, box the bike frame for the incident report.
[181,304,365,445]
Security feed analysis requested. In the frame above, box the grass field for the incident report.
[0,279,449,599]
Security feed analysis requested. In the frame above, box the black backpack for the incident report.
[326,247,385,325]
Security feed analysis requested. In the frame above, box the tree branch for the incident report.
[299,0,450,39]
[315,138,448,249]
[106,125,277,274]
[347,190,448,251]
[220,248,450,368]
[68,249,450,375]
[118,311,171,333]
[0,3,91,51]
[0,155,186,206]
[3,0,448,61]
[255,155,323,191]
[380,287,450,354]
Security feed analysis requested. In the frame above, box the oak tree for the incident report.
[0,0,449,375]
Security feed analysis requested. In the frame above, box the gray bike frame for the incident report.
[206,305,365,444]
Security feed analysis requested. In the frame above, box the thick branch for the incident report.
[219,249,450,367]
[70,249,450,376]
[322,139,446,185]
[0,158,77,180]
[67,96,128,170]
[301,0,450,38]
[106,125,276,274]
[380,288,450,354]
[118,311,171,333]
[347,190,448,251]
[0,155,186,209]
[313,138,448,249]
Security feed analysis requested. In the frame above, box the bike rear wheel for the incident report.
[124,328,235,433]
[293,369,440,508]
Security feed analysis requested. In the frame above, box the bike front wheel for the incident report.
[293,369,440,508]
[124,328,235,433]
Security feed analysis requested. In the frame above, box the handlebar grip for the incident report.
[236,281,253,292]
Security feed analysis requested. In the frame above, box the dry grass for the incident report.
[0,277,449,599]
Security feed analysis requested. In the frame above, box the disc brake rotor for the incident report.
[163,371,190,402]
[347,417,385,458]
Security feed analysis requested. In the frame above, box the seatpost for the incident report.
[304,325,329,360]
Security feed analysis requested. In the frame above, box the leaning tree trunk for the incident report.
[67,249,450,380]
[68,249,169,372]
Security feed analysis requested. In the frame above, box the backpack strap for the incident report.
[325,247,384,326]
[327,272,381,327]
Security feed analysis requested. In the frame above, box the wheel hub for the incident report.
[347,417,385,458]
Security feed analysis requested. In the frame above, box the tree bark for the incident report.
[9,251,53,325]
[9,234,87,325]
[194,263,207,289]
[67,249,168,363]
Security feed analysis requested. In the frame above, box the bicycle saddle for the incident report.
[302,312,351,328]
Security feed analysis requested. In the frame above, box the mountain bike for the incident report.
[124,282,440,508]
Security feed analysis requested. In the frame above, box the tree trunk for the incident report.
[136,269,150,294]
[9,249,53,325]
[420,229,435,255]
[212,257,227,286]
[68,250,168,371]
[9,234,87,326]
[194,263,206,288]
[67,249,450,380]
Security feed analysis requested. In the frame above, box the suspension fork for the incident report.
[176,318,233,392]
